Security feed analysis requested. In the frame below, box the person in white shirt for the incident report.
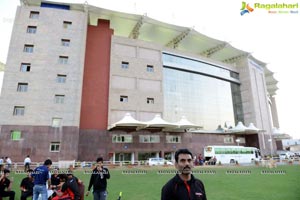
[5,157,12,170]
[24,155,31,172]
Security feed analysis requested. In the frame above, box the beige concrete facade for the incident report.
[236,58,275,154]
[270,96,280,128]
[0,5,87,127]
[108,36,164,124]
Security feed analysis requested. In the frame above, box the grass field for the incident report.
[6,165,300,200]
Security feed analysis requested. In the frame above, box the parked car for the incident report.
[147,158,173,166]
[276,151,296,160]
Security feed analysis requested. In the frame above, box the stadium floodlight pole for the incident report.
[117,192,122,200]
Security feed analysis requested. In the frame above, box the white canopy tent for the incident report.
[108,113,146,130]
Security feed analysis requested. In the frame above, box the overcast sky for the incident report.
[0,0,299,139]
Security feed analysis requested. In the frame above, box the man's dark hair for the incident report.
[3,169,10,174]
[175,148,193,163]
[44,159,52,166]
[27,169,34,173]
[58,174,67,182]
[96,157,103,163]
[66,169,73,176]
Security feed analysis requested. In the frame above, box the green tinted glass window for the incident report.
[11,130,21,140]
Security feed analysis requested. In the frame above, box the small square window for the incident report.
[11,130,22,141]
[13,106,25,116]
[56,74,67,83]
[147,98,154,104]
[50,142,60,152]
[52,118,62,127]
[20,63,31,72]
[17,83,28,92]
[63,21,72,29]
[120,95,128,102]
[121,61,129,69]
[29,11,39,19]
[147,65,154,72]
[27,26,37,34]
[55,95,65,104]
[61,39,70,47]
[58,56,68,64]
[24,44,34,53]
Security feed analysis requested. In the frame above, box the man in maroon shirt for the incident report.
[161,149,207,200]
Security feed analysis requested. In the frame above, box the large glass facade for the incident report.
[163,53,243,130]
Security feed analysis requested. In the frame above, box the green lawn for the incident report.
[7,165,300,200]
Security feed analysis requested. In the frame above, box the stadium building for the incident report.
[0,0,279,162]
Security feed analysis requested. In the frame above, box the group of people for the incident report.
[0,157,110,200]
[0,157,12,171]
[1,148,207,200]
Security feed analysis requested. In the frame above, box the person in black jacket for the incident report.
[86,157,110,200]
[0,169,15,200]
[161,149,207,200]
[20,169,34,200]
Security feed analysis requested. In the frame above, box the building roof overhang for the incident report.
[25,0,278,96]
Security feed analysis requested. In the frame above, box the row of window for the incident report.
[120,96,155,104]
[112,135,181,143]
[17,81,66,91]
[13,106,62,125]
[121,61,154,72]
[11,131,60,152]
[19,63,67,82]
[13,106,63,122]
[24,42,70,52]
[214,148,254,154]
[10,131,181,143]
[23,45,70,63]
[29,11,72,29]
[13,94,154,116]
[10,132,181,153]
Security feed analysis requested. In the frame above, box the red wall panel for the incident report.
[80,19,113,130]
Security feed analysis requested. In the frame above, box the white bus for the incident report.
[204,145,261,164]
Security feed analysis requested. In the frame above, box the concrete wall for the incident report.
[108,36,164,125]
[237,58,276,154]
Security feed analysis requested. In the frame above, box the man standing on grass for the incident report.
[24,155,31,172]
[32,159,52,200]
[161,148,207,200]
[86,157,110,200]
